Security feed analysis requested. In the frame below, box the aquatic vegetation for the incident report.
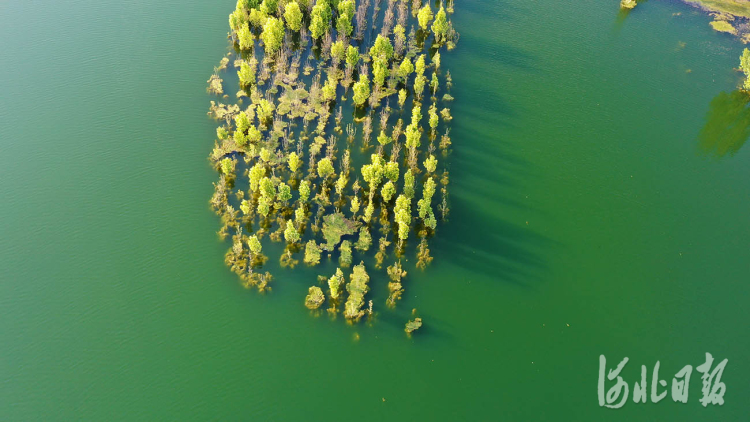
[710,19,737,34]
[344,263,370,321]
[305,286,325,309]
[209,0,460,331]
[405,317,422,334]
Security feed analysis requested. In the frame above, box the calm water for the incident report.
[2,0,748,420]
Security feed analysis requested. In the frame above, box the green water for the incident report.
[2,0,748,420]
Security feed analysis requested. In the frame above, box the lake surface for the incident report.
[1,0,748,420]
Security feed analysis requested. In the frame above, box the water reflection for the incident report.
[698,90,750,157]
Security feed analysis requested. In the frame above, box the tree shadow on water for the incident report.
[698,90,750,158]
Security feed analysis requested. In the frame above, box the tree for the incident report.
[741,48,750,91]
[260,0,278,15]
[369,34,394,62]
[284,1,303,31]
[304,240,322,265]
[337,0,355,36]
[415,54,426,76]
[384,161,399,182]
[343,263,370,321]
[305,286,325,309]
[355,226,372,251]
[381,180,396,202]
[346,45,360,68]
[350,196,360,214]
[249,163,266,192]
[423,154,437,173]
[413,74,426,99]
[248,235,262,255]
[352,74,370,106]
[238,24,254,50]
[238,61,256,87]
[261,17,285,55]
[417,5,433,30]
[330,40,346,62]
[398,88,407,108]
[317,157,335,179]
[299,180,311,202]
[429,104,439,130]
[394,194,411,241]
[277,182,292,203]
[399,57,414,79]
[339,240,353,267]
[403,169,415,198]
[432,6,449,42]
[328,268,345,300]
[284,220,300,243]
[288,151,302,173]
[309,1,331,39]
[377,130,392,146]
[372,58,388,87]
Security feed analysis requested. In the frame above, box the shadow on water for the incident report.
[698,90,750,157]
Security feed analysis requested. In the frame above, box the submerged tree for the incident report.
[261,17,285,55]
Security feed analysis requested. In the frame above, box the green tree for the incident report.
[415,54,426,76]
[238,61,256,87]
[299,180,311,202]
[355,226,372,251]
[423,154,437,173]
[248,235,262,255]
[741,48,750,91]
[337,0,355,36]
[399,57,414,79]
[377,129,392,146]
[238,24,254,50]
[339,240,353,267]
[288,151,302,173]
[284,220,300,243]
[317,157,335,179]
[350,196,360,214]
[331,40,346,62]
[398,88,407,108]
[304,240,322,265]
[346,45,360,68]
[384,161,399,182]
[352,74,370,106]
[432,6,449,42]
[328,268,345,299]
[249,163,266,192]
[417,5,433,30]
[369,34,394,61]
[261,17,285,55]
[403,169,415,198]
[381,180,396,202]
[394,194,411,241]
[429,104,439,130]
[277,182,292,203]
[309,1,332,39]
[284,1,303,31]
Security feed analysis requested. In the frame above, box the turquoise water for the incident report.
[1,0,748,420]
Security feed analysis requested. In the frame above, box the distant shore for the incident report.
[684,0,750,18]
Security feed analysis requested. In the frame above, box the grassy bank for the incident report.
[688,0,750,18]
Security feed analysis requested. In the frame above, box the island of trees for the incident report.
[207,0,458,334]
